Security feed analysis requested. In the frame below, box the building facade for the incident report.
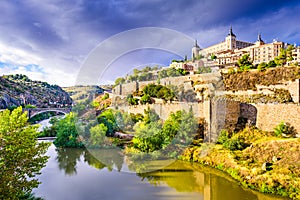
[198,27,253,57]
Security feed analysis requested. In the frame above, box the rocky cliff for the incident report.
[0,74,72,109]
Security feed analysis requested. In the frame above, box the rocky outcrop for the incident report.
[0,74,72,109]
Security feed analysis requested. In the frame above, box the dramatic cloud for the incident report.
[0,0,299,86]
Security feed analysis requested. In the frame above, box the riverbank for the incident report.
[180,127,300,199]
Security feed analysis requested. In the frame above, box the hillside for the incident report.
[0,74,72,109]
[63,85,107,103]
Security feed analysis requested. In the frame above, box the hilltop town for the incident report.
[93,27,300,199]
[109,27,300,142]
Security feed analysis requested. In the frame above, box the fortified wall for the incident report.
[112,74,300,141]
[255,104,300,132]
[112,74,210,96]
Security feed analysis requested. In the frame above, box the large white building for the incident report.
[198,27,254,57]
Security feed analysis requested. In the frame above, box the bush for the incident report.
[53,112,84,148]
[274,122,297,138]
[140,94,152,105]
[217,130,247,151]
[90,123,108,146]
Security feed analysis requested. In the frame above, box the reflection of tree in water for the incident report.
[88,149,124,172]
[56,148,83,175]
[83,150,106,170]
[56,148,124,174]
[137,161,203,193]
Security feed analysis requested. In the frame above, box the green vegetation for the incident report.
[274,45,295,67]
[131,109,198,155]
[237,54,254,72]
[0,107,49,199]
[197,67,212,74]
[181,126,300,199]
[140,94,152,105]
[38,117,60,137]
[53,112,84,148]
[274,122,297,138]
[0,74,72,109]
[143,84,175,102]
[127,94,139,105]
[114,77,125,86]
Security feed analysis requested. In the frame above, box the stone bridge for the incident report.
[24,108,71,118]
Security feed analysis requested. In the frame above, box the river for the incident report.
[33,143,288,200]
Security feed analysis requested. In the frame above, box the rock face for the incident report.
[0,74,72,109]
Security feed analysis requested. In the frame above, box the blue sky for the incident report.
[0,0,299,86]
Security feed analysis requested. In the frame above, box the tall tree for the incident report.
[0,107,49,199]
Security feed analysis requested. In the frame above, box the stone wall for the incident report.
[208,98,240,142]
[255,104,300,132]
[116,102,204,120]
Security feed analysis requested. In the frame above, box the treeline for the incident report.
[114,67,188,86]
[47,107,201,158]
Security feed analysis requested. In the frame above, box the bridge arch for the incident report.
[26,108,71,119]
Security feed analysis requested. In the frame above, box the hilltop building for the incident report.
[188,27,294,68]
[198,27,254,57]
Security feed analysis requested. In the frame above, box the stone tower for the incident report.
[225,26,236,50]
[192,39,201,61]
[255,33,265,46]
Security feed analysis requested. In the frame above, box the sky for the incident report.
[0,0,300,86]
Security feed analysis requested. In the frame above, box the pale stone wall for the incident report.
[116,102,204,120]
[255,104,300,132]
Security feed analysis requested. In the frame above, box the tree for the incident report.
[0,107,49,199]
[257,62,268,72]
[114,77,125,86]
[275,48,287,66]
[210,54,217,60]
[267,60,277,68]
[53,112,84,148]
[237,54,253,71]
[90,124,108,146]
[140,94,152,105]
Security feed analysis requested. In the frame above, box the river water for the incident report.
[33,143,288,200]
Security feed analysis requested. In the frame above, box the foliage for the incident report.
[158,67,183,79]
[132,109,198,153]
[90,124,108,146]
[177,68,187,75]
[217,129,247,151]
[274,122,297,138]
[53,112,84,148]
[161,110,198,147]
[114,77,125,86]
[143,84,175,101]
[274,45,295,66]
[197,67,212,74]
[237,54,254,72]
[140,94,152,105]
[38,117,59,137]
[97,109,120,136]
[0,107,49,199]
[257,62,268,72]
[210,54,217,60]
[24,104,37,109]
[102,93,109,100]
[132,121,163,152]
[126,94,139,105]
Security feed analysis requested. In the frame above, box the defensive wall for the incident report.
[112,75,300,141]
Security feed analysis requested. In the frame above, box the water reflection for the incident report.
[35,145,288,200]
[55,148,124,175]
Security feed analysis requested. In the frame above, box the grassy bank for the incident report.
[180,127,300,199]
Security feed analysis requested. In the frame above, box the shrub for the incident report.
[274,122,297,138]
[90,123,108,146]
[140,94,152,105]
